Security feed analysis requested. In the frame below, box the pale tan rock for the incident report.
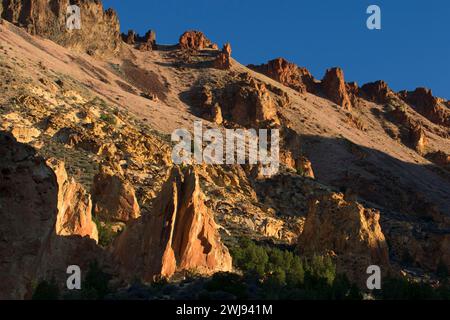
[91,166,141,223]
[211,103,223,125]
[11,126,40,143]
[46,158,98,243]
[298,193,390,285]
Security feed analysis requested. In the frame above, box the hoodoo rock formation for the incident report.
[113,167,232,282]
[1,0,122,55]
[214,43,232,70]
[298,193,390,285]
[321,67,353,110]
[409,123,427,154]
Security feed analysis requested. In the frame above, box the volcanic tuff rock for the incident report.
[409,123,427,154]
[47,158,98,242]
[179,30,215,50]
[229,78,280,127]
[122,30,137,45]
[91,165,141,223]
[321,67,353,110]
[298,193,390,285]
[248,57,316,93]
[360,80,394,104]
[400,87,450,127]
[214,42,232,70]
[122,29,156,51]
[113,167,232,281]
[1,0,121,55]
[1,0,450,296]
[0,132,100,299]
[192,74,281,127]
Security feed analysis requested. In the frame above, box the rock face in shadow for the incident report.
[298,193,390,285]
[113,167,232,282]
[321,68,352,110]
[248,57,316,93]
[1,0,121,55]
[0,132,101,299]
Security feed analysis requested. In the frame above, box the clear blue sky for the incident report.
[103,0,450,99]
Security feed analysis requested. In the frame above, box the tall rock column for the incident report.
[113,167,232,282]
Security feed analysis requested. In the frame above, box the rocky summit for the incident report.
[0,0,449,300]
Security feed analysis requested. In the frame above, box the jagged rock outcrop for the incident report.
[214,43,232,70]
[409,123,426,154]
[248,58,316,93]
[297,156,315,179]
[1,0,121,55]
[399,88,450,127]
[321,68,352,110]
[179,30,215,50]
[122,29,156,51]
[298,193,390,285]
[193,74,280,127]
[113,167,232,282]
[122,29,137,45]
[91,165,141,223]
[47,158,98,242]
[360,80,394,104]
[229,78,280,126]
[0,132,100,299]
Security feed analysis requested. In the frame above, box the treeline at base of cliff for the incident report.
[32,238,450,301]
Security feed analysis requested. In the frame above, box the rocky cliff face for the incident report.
[400,88,450,127]
[1,0,450,298]
[91,165,141,223]
[113,167,232,282]
[360,80,394,104]
[0,132,100,299]
[1,0,121,55]
[47,158,98,242]
[248,58,316,93]
[298,193,390,285]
